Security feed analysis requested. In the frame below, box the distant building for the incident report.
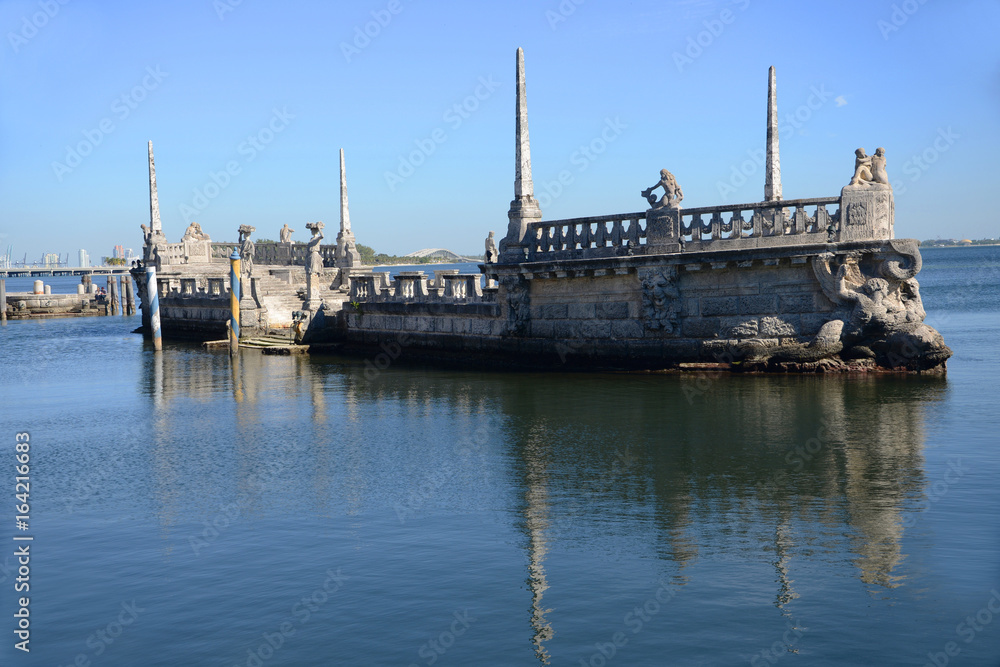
[78,249,90,268]
[113,245,125,260]
[43,253,60,268]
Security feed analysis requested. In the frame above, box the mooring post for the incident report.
[106,276,116,315]
[146,266,162,351]
[124,275,136,316]
[229,249,240,356]
[0,278,6,323]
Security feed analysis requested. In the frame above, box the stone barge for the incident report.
[135,52,950,373]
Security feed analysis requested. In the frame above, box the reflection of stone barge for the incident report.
[137,51,950,373]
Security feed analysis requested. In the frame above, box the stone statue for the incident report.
[870,147,889,184]
[182,222,211,242]
[342,240,356,268]
[485,231,499,263]
[849,148,872,185]
[849,148,889,186]
[641,169,684,209]
[280,223,294,244]
[306,222,325,274]
[141,224,152,245]
[238,225,256,278]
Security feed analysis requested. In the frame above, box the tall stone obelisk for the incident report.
[764,66,782,202]
[336,148,361,267]
[503,47,542,260]
[148,141,163,236]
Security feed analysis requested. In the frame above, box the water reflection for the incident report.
[139,350,944,658]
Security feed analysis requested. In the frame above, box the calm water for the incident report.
[1,247,999,666]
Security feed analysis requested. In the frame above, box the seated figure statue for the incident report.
[641,169,684,209]
[849,147,890,186]
[870,147,889,184]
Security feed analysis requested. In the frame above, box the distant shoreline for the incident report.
[922,243,1000,248]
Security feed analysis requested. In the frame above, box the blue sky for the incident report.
[1,0,997,262]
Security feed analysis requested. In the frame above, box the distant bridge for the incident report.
[0,267,131,278]
[403,248,478,262]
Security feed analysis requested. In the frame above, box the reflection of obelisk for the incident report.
[336,149,361,268]
[764,66,782,202]
[523,438,554,664]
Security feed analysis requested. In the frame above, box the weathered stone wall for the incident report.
[324,239,949,372]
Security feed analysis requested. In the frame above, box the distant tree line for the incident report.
[356,244,483,265]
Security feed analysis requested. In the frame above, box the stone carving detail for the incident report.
[849,147,889,186]
[182,222,211,241]
[641,169,683,209]
[808,249,949,369]
[639,266,680,333]
[500,275,530,336]
[280,224,294,244]
[485,231,499,264]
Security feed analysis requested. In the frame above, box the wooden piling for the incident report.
[107,276,119,316]
[0,278,6,323]
[118,276,126,316]
[124,275,136,316]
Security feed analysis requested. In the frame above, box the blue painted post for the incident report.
[230,249,241,356]
[145,266,162,351]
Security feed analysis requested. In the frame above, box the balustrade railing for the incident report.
[677,197,839,245]
[207,242,338,266]
[348,271,490,305]
[522,197,841,261]
[525,213,647,260]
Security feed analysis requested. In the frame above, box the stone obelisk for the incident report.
[336,149,361,268]
[148,141,163,236]
[764,66,782,202]
[503,47,543,260]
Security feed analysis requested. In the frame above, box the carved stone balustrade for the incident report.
[442,274,484,302]
[518,197,844,263]
[525,213,647,261]
[392,272,430,301]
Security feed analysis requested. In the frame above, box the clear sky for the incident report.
[1,0,997,263]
